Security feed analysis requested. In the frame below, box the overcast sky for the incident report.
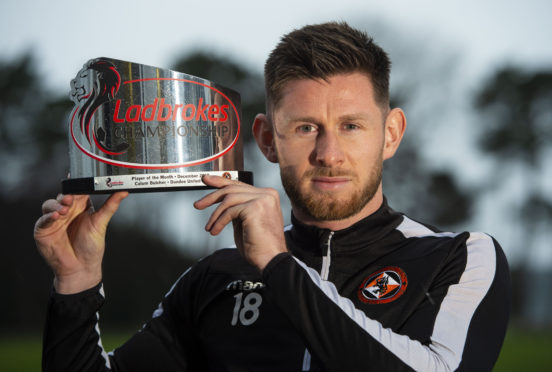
[1,0,551,92]
[2,0,551,266]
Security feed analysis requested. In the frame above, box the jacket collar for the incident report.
[286,197,404,255]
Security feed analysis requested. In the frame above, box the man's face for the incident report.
[271,72,387,221]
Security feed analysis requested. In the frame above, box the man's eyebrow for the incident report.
[287,116,320,124]
[286,113,372,124]
[338,113,373,122]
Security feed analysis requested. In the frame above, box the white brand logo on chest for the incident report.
[226,280,265,291]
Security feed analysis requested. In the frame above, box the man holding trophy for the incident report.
[34,22,511,371]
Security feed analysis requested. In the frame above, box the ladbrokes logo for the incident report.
[69,58,240,170]
[112,97,229,123]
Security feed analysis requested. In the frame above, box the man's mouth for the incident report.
[311,176,351,191]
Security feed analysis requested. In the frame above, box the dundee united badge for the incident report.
[358,266,408,304]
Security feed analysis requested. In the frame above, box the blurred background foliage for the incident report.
[0,41,551,370]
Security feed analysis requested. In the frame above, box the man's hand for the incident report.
[194,175,287,271]
[34,192,128,294]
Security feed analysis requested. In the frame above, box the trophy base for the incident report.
[62,171,253,194]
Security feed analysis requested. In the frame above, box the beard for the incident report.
[280,157,383,221]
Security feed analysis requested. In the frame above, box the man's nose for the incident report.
[314,131,345,167]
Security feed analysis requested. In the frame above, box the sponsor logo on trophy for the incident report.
[62,57,252,194]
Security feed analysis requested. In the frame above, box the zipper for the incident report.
[303,231,335,371]
[320,231,335,280]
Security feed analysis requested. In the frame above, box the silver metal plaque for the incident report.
[61,57,252,194]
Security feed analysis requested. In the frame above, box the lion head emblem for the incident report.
[70,59,129,155]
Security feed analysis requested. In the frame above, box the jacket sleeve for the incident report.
[261,234,511,372]
[42,264,203,372]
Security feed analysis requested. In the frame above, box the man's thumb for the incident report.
[93,192,129,227]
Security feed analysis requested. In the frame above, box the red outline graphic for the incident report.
[70,77,240,169]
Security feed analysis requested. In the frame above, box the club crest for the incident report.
[358,266,408,304]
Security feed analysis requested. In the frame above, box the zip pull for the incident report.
[320,231,334,280]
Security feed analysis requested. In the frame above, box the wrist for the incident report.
[255,246,288,272]
[54,270,102,295]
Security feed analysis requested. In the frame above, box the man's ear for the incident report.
[382,108,407,161]
[252,113,278,163]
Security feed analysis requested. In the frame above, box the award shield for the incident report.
[62,57,253,194]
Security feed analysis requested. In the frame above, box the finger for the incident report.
[204,192,256,231]
[42,193,82,215]
[92,191,129,227]
[37,195,91,233]
[68,195,92,217]
[42,199,64,215]
[208,204,244,236]
[194,188,227,210]
[194,183,251,210]
[34,211,61,232]
[202,174,243,188]
[86,195,95,213]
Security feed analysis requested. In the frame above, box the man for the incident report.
[35,22,511,371]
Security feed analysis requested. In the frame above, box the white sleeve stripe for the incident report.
[429,232,496,371]
[302,348,311,371]
[292,257,451,371]
[96,284,111,368]
[396,216,497,370]
[95,312,111,368]
[395,215,459,240]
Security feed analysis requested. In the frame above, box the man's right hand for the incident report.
[34,192,128,294]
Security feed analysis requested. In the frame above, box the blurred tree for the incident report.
[476,68,552,165]
[383,122,472,228]
[374,37,473,229]
[0,54,71,198]
[475,66,552,326]
[475,66,552,256]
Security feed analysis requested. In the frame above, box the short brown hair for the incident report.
[264,22,391,113]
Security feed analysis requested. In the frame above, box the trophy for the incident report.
[61,57,253,194]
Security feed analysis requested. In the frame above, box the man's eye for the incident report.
[344,123,359,130]
[298,125,316,133]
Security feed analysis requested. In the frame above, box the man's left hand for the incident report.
[194,175,287,271]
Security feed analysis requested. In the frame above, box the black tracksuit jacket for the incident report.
[43,200,511,371]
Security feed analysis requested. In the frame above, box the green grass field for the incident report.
[493,328,552,371]
[0,331,132,371]
[1,327,551,371]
